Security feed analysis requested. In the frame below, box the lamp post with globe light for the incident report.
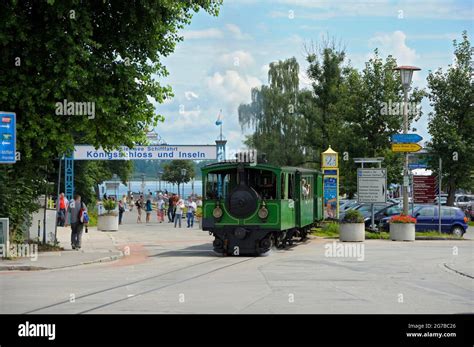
[394,65,421,215]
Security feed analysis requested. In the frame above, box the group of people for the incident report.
[132,193,199,228]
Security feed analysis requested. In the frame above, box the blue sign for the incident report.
[409,163,428,169]
[0,112,16,164]
[323,177,338,219]
[391,133,422,144]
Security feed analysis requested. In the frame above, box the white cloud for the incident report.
[225,24,251,40]
[206,70,261,109]
[369,30,419,66]
[216,50,256,70]
[182,28,224,40]
[184,91,199,100]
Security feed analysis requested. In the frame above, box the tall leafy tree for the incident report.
[239,58,305,166]
[426,31,474,205]
[0,0,221,233]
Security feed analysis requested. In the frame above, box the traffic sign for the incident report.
[391,143,422,153]
[408,163,428,169]
[391,133,423,143]
[413,175,437,203]
[357,168,387,203]
[0,112,16,164]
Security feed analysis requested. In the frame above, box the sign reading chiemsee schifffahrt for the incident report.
[357,168,387,204]
[0,112,16,164]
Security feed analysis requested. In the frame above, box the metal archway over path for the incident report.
[64,143,225,200]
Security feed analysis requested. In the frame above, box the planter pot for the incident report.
[97,214,119,231]
[339,223,365,242]
[390,223,415,241]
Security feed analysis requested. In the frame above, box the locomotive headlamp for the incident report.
[258,202,268,220]
[213,204,223,219]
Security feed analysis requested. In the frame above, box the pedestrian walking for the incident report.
[168,193,175,222]
[129,196,134,211]
[136,195,144,223]
[174,199,185,228]
[118,200,125,225]
[69,194,87,250]
[145,198,153,223]
[173,194,179,222]
[56,192,69,227]
[186,197,197,228]
[157,195,165,223]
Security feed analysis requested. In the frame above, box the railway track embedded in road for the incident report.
[24,256,256,314]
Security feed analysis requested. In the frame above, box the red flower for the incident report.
[390,214,416,224]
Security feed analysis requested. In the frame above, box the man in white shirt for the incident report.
[186,198,197,228]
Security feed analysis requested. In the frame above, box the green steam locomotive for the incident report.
[201,157,324,256]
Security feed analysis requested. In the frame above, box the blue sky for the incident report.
[153,0,473,156]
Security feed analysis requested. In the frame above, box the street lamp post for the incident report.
[394,65,421,215]
[181,169,187,198]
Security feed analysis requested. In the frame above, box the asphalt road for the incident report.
[1,213,473,314]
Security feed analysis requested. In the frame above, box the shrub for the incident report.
[342,209,364,223]
[102,199,117,215]
[390,214,416,224]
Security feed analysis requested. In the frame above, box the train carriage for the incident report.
[201,159,323,256]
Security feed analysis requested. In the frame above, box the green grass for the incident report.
[468,221,474,227]
[312,222,339,238]
[415,231,463,239]
[365,231,390,239]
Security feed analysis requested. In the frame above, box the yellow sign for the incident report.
[391,143,422,152]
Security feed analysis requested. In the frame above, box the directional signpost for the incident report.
[391,133,423,143]
[391,143,422,153]
[0,112,16,164]
[413,175,437,203]
[357,168,387,204]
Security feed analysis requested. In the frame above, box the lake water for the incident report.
[98,180,203,198]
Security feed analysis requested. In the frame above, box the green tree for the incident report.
[0,0,221,233]
[426,31,474,205]
[239,57,305,166]
[161,160,195,196]
[333,51,424,196]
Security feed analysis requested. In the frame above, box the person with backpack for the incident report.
[69,194,88,250]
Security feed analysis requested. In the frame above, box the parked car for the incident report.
[339,199,359,211]
[454,194,474,209]
[379,205,468,236]
[364,203,402,228]
[339,202,395,225]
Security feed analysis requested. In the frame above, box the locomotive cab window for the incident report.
[242,169,277,200]
[205,170,236,200]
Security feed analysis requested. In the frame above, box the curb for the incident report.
[443,263,474,279]
[0,252,123,271]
